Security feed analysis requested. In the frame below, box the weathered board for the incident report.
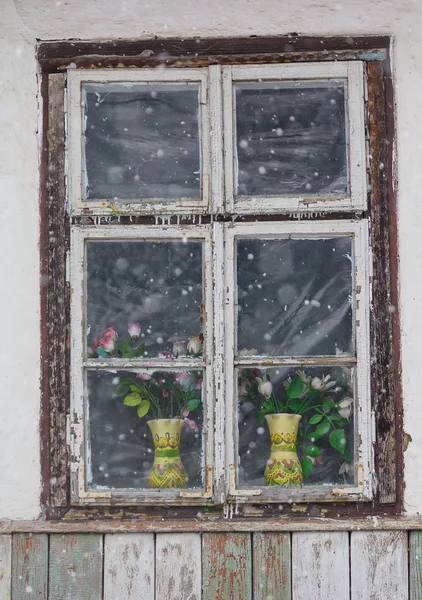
[48,534,103,600]
[202,533,252,600]
[156,533,201,600]
[253,532,291,600]
[410,531,422,600]
[351,531,408,599]
[0,535,11,600]
[292,532,349,600]
[104,533,154,600]
[11,534,48,599]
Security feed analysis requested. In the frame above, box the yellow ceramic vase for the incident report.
[264,413,304,486]
[147,419,189,488]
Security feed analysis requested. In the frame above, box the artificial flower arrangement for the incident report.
[239,363,353,482]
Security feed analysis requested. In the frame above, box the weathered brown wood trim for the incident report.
[367,60,401,506]
[0,516,421,534]
[40,37,401,519]
[41,73,69,513]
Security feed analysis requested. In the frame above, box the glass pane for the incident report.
[86,369,204,490]
[237,365,355,487]
[235,80,348,196]
[86,240,204,359]
[83,83,200,201]
[236,237,353,356]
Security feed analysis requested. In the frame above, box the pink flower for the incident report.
[157,350,173,359]
[100,336,115,353]
[195,379,203,390]
[181,408,190,417]
[92,339,101,352]
[103,327,118,340]
[128,323,141,338]
[162,389,169,398]
[174,371,190,384]
[136,373,152,380]
[184,418,197,430]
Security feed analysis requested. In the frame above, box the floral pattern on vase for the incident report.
[264,413,303,486]
[147,418,189,488]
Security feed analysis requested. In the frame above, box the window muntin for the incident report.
[223,62,366,214]
[224,221,371,502]
[68,63,372,505]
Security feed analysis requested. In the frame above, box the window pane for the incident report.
[86,369,204,490]
[83,83,200,201]
[235,81,347,197]
[86,240,204,359]
[237,365,355,487]
[236,237,353,356]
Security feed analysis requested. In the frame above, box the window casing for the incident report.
[38,41,399,516]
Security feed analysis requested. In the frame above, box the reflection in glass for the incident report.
[83,83,200,200]
[86,369,204,489]
[236,237,353,356]
[237,365,355,487]
[86,241,204,359]
[235,81,347,196]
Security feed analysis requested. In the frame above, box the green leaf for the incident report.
[130,384,142,393]
[288,400,303,413]
[314,421,330,438]
[256,410,265,424]
[286,376,305,399]
[115,383,130,397]
[185,398,200,412]
[302,457,313,479]
[305,445,321,458]
[136,399,150,418]
[122,351,135,359]
[96,346,108,358]
[135,344,145,357]
[119,340,131,354]
[330,413,343,421]
[329,429,347,455]
[322,397,334,412]
[309,414,323,425]
[262,398,276,414]
[123,393,142,407]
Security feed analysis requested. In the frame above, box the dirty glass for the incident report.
[86,369,204,490]
[234,80,348,197]
[82,82,200,201]
[86,240,204,359]
[237,365,355,487]
[236,237,353,357]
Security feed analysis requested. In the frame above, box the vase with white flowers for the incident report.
[239,367,353,486]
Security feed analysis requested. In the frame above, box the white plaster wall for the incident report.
[1,0,422,517]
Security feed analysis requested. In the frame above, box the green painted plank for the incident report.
[202,533,252,600]
[410,531,422,600]
[0,535,11,600]
[253,533,291,600]
[48,534,103,600]
[11,534,48,599]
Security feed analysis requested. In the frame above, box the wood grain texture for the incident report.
[48,534,103,600]
[292,531,349,600]
[11,534,48,599]
[367,60,399,505]
[351,531,408,599]
[104,533,154,600]
[155,533,201,600]
[253,533,291,600]
[202,533,252,600]
[0,535,11,600]
[410,531,422,600]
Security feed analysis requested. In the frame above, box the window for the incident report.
[40,38,399,516]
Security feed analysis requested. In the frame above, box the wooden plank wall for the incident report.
[0,530,416,599]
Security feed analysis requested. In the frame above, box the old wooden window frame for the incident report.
[39,36,401,521]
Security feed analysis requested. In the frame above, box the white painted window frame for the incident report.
[67,68,223,216]
[69,225,214,504]
[222,62,367,214]
[222,219,372,502]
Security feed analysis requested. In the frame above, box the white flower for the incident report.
[337,397,353,419]
[311,377,324,391]
[128,323,141,338]
[238,348,258,356]
[172,341,187,357]
[187,337,202,354]
[257,377,273,398]
[339,461,353,475]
